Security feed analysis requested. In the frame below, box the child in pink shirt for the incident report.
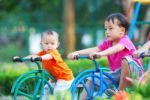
[68,13,143,99]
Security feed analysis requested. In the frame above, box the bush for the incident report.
[0,62,33,95]
[66,57,108,76]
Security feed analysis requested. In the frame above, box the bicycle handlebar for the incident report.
[76,55,90,59]
[140,52,150,58]
[13,57,42,62]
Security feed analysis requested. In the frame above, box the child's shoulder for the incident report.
[49,50,61,56]
[119,35,131,42]
[37,50,46,56]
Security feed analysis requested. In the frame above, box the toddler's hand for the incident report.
[13,56,20,59]
[31,55,41,62]
[89,52,101,60]
[13,56,22,62]
[67,52,79,60]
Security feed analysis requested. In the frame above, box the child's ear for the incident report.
[121,27,125,35]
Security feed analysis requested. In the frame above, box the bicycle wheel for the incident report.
[71,69,118,100]
[12,70,54,100]
[70,69,108,100]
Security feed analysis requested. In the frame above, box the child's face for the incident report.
[41,34,59,52]
[104,18,125,41]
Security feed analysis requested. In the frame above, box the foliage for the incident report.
[132,79,150,99]
[66,57,108,76]
[0,62,33,95]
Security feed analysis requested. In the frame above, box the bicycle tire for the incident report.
[12,70,54,100]
[71,69,107,100]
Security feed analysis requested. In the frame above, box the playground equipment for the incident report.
[128,0,150,39]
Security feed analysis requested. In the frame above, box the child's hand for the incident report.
[89,52,101,60]
[133,51,141,58]
[67,52,79,60]
[30,55,41,62]
[13,56,20,59]
[13,56,22,62]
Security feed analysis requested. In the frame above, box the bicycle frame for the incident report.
[11,58,55,100]
[70,56,118,100]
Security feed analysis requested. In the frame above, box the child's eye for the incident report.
[51,42,55,45]
[45,43,49,45]
[109,27,113,30]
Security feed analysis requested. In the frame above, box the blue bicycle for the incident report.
[70,56,118,100]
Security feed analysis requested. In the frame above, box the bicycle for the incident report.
[11,57,55,100]
[11,56,118,100]
[70,56,119,100]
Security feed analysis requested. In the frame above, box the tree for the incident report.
[64,0,75,53]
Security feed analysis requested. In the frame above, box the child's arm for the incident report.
[133,41,150,58]
[89,44,125,59]
[137,41,150,52]
[40,54,53,60]
[29,54,53,61]
[68,47,100,60]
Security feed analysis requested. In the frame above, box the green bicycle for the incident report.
[11,57,55,100]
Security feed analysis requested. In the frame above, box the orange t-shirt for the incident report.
[37,50,74,81]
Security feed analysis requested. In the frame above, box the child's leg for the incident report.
[119,57,143,90]
[43,81,55,100]
[53,79,73,99]
[80,69,120,99]
[80,80,91,100]
[118,59,131,90]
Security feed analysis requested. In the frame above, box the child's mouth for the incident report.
[47,49,52,51]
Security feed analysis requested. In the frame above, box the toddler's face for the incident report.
[104,18,125,42]
[41,34,59,52]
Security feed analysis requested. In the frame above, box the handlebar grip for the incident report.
[76,55,90,59]
[31,57,42,62]
[13,57,23,62]
[140,51,150,58]
[140,52,145,58]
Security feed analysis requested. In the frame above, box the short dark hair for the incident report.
[105,13,129,33]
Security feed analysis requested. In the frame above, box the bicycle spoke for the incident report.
[33,79,42,97]
[81,81,91,97]
[18,90,34,99]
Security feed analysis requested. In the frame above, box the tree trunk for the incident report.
[64,0,75,53]
[122,0,133,21]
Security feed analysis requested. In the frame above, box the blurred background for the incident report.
[0,0,149,97]
[0,0,149,62]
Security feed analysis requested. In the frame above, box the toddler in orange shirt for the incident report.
[14,29,74,99]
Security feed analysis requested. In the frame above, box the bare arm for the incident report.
[133,41,150,58]
[40,54,53,60]
[99,44,125,56]
[89,44,125,59]
[137,41,150,53]
[75,47,100,55]
[68,47,100,59]
[24,54,53,60]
